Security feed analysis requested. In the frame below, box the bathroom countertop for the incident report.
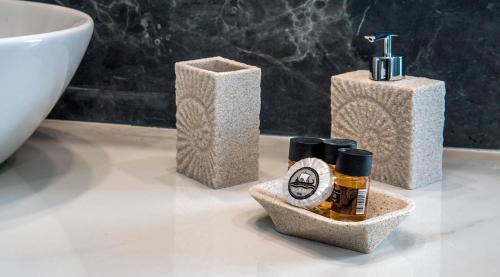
[1,120,499,277]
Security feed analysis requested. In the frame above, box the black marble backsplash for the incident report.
[37,0,500,149]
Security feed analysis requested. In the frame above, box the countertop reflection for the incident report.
[0,120,499,277]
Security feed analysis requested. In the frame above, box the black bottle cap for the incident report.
[288,137,324,161]
[335,148,373,176]
[323,138,357,165]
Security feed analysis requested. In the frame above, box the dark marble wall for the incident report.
[38,0,499,148]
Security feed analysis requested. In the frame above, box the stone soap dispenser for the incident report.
[330,32,446,189]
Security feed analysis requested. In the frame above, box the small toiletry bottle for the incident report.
[311,139,357,217]
[331,148,373,221]
[288,137,324,169]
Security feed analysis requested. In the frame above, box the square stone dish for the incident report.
[249,179,415,253]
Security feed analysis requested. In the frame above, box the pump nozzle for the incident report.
[364,32,405,81]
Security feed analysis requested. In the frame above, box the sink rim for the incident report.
[0,0,93,43]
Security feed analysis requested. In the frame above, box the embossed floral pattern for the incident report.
[175,67,216,185]
[331,77,412,185]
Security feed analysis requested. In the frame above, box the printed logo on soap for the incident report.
[288,167,320,200]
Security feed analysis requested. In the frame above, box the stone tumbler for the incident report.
[175,57,261,189]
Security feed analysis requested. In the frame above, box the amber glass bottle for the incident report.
[311,139,357,217]
[288,137,324,169]
[331,148,373,221]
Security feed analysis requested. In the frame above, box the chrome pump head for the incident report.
[364,32,405,81]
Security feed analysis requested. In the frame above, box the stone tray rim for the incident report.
[249,179,416,226]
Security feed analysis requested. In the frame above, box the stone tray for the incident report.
[249,179,415,253]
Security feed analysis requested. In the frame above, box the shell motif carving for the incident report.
[175,67,216,184]
[331,80,411,185]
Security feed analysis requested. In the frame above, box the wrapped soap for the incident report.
[283,158,333,209]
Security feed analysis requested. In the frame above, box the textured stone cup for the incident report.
[331,70,446,189]
[175,57,261,189]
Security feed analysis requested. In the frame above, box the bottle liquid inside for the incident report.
[330,171,370,221]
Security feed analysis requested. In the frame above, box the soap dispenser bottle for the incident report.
[330,32,446,189]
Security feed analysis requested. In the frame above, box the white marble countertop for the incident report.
[0,120,499,277]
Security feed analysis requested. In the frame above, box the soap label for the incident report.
[287,167,319,200]
[332,184,368,215]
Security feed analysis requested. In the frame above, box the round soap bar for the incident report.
[283,158,333,209]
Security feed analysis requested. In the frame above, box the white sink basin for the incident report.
[0,0,93,164]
